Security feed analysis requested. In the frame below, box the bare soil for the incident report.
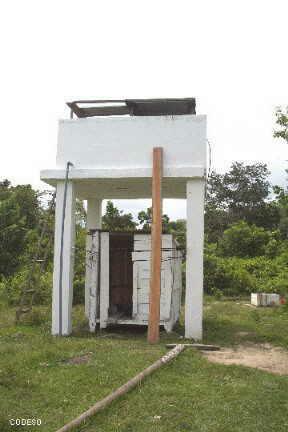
[65,352,93,365]
[203,343,288,375]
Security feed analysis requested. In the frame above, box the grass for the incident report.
[0,299,288,431]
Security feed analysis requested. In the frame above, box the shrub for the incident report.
[0,276,7,303]
[73,227,86,305]
[204,249,288,297]
[204,254,257,296]
[264,238,279,258]
[5,268,52,306]
[218,221,271,258]
[73,274,85,305]
[260,274,288,296]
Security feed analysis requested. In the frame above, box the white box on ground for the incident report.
[251,293,280,307]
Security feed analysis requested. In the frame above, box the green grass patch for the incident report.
[0,299,288,431]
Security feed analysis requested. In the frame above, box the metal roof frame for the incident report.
[67,98,196,118]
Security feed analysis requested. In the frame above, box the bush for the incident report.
[73,275,85,305]
[204,248,288,297]
[5,268,52,306]
[204,253,257,296]
[0,276,7,303]
[218,221,271,258]
[73,227,86,305]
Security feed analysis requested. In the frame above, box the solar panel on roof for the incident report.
[67,98,196,118]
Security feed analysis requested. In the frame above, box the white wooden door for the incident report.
[132,251,172,321]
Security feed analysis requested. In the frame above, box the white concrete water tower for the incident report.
[41,98,206,340]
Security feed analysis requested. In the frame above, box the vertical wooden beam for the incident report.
[147,147,163,344]
[100,231,109,329]
[88,230,100,333]
[85,199,102,317]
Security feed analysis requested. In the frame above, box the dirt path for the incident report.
[202,343,288,375]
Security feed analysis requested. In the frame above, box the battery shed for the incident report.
[87,231,182,332]
[41,98,206,339]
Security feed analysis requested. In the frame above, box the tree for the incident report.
[207,162,270,213]
[102,201,137,231]
[273,106,288,239]
[205,162,279,241]
[0,181,40,276]
[137,207,170,232]
[166,219,186,250]
[273,186,288,239]
[205,206,230,243]
[274,106,288,143]
[218,221,271,258]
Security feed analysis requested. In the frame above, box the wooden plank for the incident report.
[147,147,163,344]
[132,260,138,318]
[100,232,109,329]
[88,230,100,332]
[85,199,102,317]
[166,343,220,351]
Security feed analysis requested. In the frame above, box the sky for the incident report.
[0,0,287,220]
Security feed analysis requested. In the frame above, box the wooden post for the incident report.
[147,147,163,344]
[100,231,109,329]
[85,199,102,317]
[88,230,100,333]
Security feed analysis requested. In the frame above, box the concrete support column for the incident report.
[88,230,100,332]
[185,179,205,340]
[52,181,76,336]
[85,199,102,317]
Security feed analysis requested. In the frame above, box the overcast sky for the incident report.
[0,1,287,220]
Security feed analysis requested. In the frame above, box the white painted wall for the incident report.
[132,234,173,323]
[56,115,206,172]
[41,114,207,199]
